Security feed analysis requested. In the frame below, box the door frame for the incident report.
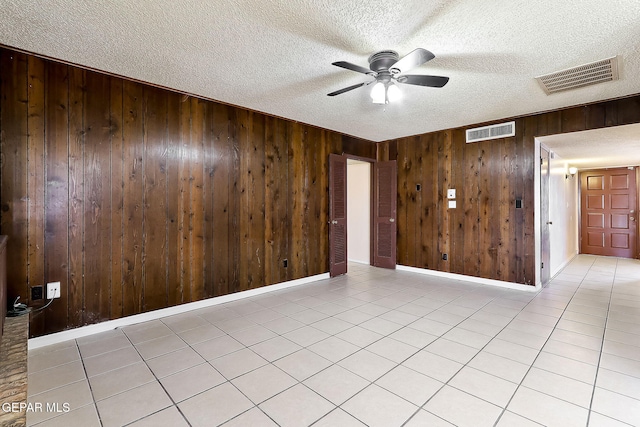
[540,145,551,285]
[343,154,376,266]
[577,166,639,258]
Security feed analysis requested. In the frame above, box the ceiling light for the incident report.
[371,82,386,104]
[387,83,401,103]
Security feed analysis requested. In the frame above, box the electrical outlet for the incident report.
[442,253,448,261]
[47,282,61,299]
[31,286,43,301]
[283,259,288,268]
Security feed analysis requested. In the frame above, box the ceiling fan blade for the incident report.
[390,48,435,74]
[327,82,366,96]
[332,61,373,75]
[397,75,449,88]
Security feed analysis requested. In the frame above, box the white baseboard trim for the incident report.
[28,272,330,350]
[396,265,540,293]
[347,259,371,265]
[550,253,579,279]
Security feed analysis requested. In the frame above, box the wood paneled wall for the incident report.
[0,49,375,337]
[379,95,640,285]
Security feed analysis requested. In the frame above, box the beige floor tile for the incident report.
[532,351,597,384]
[591,387,640,426]
[425,385,503,427]
[259,384,334,427]
[375,365,443,406]
[96,382,172,427]
[191,335,244,361]
[521,367,594,408]
[365,336,418,363]
[273,348,333,381]
[307,336,360,363]
[402,350,462,383]
[405,410,456,426]
[303,364,369,405]
[77,333,132,358]
[176,324,225,346]
[495,411,544,426]
[134,334,187,359]
[507,386,588,427]
[28,360,86,395]
[89,361,155,401]
[27,380,94,425]
[221,407,278,426]
[145,346,205,378]
[29,403,100,427]
[179,382,253,427]
[313,408,367,427]
[232,364,297,404]
[83,346,142,377]
[128,406,189,427]
[210,348,268,379]
[160,362,226,402]
[341,384,418,427]
[250,336,302,362]
[28,345,80,374]
[335,326,384,347]
[467,351,530,384]
[449,366,518,407]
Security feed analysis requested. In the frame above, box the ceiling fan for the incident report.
[328,48,449,104]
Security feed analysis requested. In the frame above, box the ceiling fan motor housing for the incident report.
[368,50,400,73]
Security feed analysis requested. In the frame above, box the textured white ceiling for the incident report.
[1,0,640,142]
[539,124,640,170]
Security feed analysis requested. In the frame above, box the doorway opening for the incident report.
[347,159,371,264]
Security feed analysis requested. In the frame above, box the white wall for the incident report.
[347,160,370,263]
[549,153,579,276]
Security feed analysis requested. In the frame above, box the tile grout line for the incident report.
[491,256,598,426]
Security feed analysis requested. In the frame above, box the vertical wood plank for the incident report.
[67,66,84,327]
[211,103,230,296]
[44,62,70,334]
[462,137,479,276]
[84,71,113,323]
[110,78,124,319]
[122,81,144,315]
[26,55,47,320]
[142,87,168,311]
[438,130,452,272]
[189,98,205,299]
[395,141,410,266]
[166,92,181,306]
[0,51,29,325]
[228,107,240,292]
[178,95,191,302]
[265,116,289,284]
[203,101,215,297]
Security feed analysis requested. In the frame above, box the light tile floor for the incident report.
[26,255,640,426]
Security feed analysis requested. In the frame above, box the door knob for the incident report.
[547,221,553,225]
[389,218,395,223]
[331,220,338,224]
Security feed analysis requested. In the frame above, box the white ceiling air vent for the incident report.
[466,121,515,143]
[536,56,619,95]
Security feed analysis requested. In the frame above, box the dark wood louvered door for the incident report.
[329,154,348,277]
[580,168,638,258]
[373,160,397,269]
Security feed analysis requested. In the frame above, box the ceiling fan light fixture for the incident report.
[387,83,401,103]
[371,81,386,104]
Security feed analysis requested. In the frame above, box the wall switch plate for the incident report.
[283,259,288,268]
[448,200,457,209]
[31,286,43,301]
[447,189,456,199]
[47,282,61,299]
[442,253,448,261]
